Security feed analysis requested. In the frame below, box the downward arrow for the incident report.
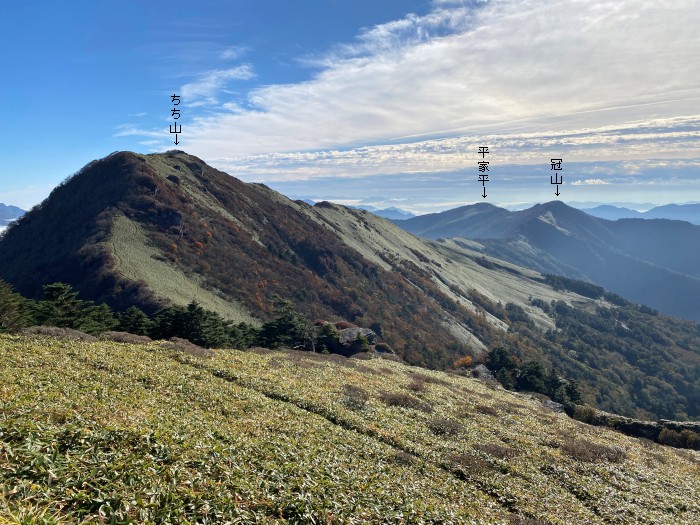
[555,184,560,196]
[174,134,179,145]
[482,187,487,199]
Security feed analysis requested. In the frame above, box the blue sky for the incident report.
[2,0,700,214]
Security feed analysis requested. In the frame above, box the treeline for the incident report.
[543,274,630,306]
[0,279,316,350]
[485,347,583,411]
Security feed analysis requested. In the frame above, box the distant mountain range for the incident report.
[396,202,700,322]
[582,203,700,224]
[0,203,24,227]
[349,205,416,220]
[301,199,415,220]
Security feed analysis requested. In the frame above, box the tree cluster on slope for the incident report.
[485,347,583,411]
[0,279,370,354]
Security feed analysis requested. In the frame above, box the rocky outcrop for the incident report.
[338,327,376,346]
[540,399,566,413]
[659,419,700,434]
[573,406,700,447]
[313,322,379,357]
[334,327,377,357]
[471,364,494,381]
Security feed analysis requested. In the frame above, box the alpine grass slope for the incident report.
[1,333,698,524]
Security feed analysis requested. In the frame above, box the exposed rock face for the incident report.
[338,327,377,346]
[471,364,494,381]
[334,327,377,357]
[540,399,566,413]
[659,420,700,433]
[578,408,700,444]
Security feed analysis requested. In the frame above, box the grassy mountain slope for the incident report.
[395,203,512,239]
[108,213,255,324]
[610,218,700,279]
[1,333,698,524]
[581,205,644,220]
[305,202,566,333]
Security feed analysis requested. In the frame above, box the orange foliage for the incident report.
[453,355,473,368]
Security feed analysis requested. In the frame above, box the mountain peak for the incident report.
[0,203,25,226]
[535,200,580,213]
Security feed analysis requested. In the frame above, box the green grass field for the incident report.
[108,214,256,325]
[1,334,698,524]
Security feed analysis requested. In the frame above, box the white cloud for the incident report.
[181,65,255,105]
[220,46,248,60]
[220,101,245,113]
[206,117,700,182]
[114,124,163,138]
[572,179,611,186]
[180,0,700,175]
[75,0,686,202]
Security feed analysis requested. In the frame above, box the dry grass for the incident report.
[408,372,451,387]
[350,352,373,361]
[161,337,212,358]
[475,442,520,460]
[390,451,418,466]
[406,379,429,393]
[379,391,432,413]
[475,404,500,416]
[2,333,699,524]
[99,331,152,344]
[509,515,548,525]
[449,453,497,477]
[427,417,462,436]
[342,384,369,411]
[21,326,97,342]
[378,353,403,363]
[248,347,275,354]
[560,438,626,463]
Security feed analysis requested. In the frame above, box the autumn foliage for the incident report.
[453,355,473,368]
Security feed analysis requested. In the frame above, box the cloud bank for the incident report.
[124,0,700,206]
[185,0,700,161]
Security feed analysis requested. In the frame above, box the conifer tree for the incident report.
[36,283,87,328]
[258,299,309,349]
[79,303,118,335]
[118,306,154,336]
[0,278,29,332]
